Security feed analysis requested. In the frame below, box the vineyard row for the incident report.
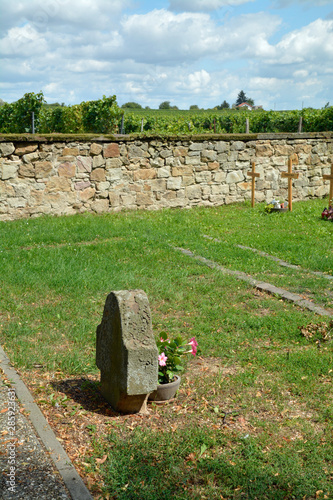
[0,92,332,135]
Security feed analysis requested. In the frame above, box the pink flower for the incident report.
[188,337,198,356]
[158,352,168,366]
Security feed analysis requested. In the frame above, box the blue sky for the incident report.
[0,0,332,110]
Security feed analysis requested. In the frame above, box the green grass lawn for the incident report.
[0,198,332,499]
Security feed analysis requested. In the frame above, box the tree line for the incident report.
[121,91,254,111]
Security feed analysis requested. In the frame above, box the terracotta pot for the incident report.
[149,375,181,401]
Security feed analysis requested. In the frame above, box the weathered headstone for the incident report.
[96,290,158,413]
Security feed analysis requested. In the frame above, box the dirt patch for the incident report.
[188,357,240,377]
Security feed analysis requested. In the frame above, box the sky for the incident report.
[0,0,332,110]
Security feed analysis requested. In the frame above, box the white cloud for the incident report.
[120,9,223,63]
[272,19,333,64]
[0,0,331,110]
[69,60,112,73]
[175,70,213,94]
[168,0,253,12]
[274,0,332,7]
[293,69,309,79]
[0,25,48,56]
[0,0,128,36]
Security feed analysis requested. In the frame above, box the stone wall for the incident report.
[0,133,332,221]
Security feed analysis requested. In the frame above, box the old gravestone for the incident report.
[96,290,158,413]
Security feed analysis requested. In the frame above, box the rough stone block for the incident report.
[75,181,91,191]
[171,166,193,176]
[77,156,92,173]
[0,143,15,157]
[35,161,53,179]
[96,290,158,413]
[186,184,202,199]
[90,143,103,156]
[91,168,106,182]
[91,199,109,213]
[195,171,211,183]
[128,145,147,159]
[1,162,19,180]
[167,177,182,190]
[136,193,154,205]
[231,141,245,151]
[63,147,79,156]
[93,155,105,169]
[23,152,39,163]
[45,177,71,193]
[15,144,38,156]
[185,156,200,166]
[256,144,274,157]
[19,163,35,177]
[226,171,244,184]
[79,187,95,201]
[173,146,188,157]
[58,162,76,178]
[189,143,204,151]
[207,162,219,171]
[104,143,120,158]
[156,167,170,178]
[133,169,156,181]
[106,158,123,170]
[107,168,123,182]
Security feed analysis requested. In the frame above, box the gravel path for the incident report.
[0,345,93,500]
[0,369,71,500]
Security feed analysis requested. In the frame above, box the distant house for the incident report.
[236,102,263,111]
[236,102,253,110]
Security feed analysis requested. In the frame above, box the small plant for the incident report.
[299,321,333,342]
[321,206,333,220]
[264,199,288,213]
[156,332,198,384]
[264,203,275,213]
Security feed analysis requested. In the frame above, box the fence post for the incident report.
[32,112,35,134]
[298,116,303,133]
[141,118,144,132]
[120,115,125,134]
[246,118,249,134]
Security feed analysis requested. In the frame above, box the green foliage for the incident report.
[156,332,197,383]
[121,102,142,109]
[39,105,83,133]
[159,101,172,109]
[0,91,45,133]
[0,92,123,134]
[1,92,332,134]
[81,95,123,133]
[215,100,230,110]
[236,90,248,105]
[120,107,333,134]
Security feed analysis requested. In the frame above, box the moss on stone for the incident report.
[0,131,332,144]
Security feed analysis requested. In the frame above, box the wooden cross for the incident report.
[323,163,333,206]
[247,161,260,207]
[281,157,299,211]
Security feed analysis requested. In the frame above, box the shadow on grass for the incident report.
[50,377,119,417]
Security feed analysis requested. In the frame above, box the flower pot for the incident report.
[149,375,181,402]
